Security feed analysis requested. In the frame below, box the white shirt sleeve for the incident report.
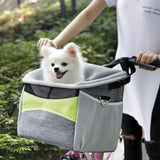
[104,0,117,7]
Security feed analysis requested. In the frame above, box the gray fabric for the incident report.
[73,91,123,152]
[84,63,119,80]
[82,85,124,102]
[22,63,128,89]
[18,62,127,151]
[18,110,75,150]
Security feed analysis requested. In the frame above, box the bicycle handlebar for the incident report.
[105,56,160,75]
[128,56,160,70]
[150,58,160,67]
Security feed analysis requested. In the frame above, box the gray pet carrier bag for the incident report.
[18,62,129,152]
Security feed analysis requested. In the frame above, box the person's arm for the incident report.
[53,0,106,47]
[37,0,107,50]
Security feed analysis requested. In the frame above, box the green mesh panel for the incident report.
[22,91,78,122]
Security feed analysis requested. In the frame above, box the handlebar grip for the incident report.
[133,61,156,70]
[129,57,160,70]
[105,57,160,75]
[150,59,160,67]
[128,58,156,70]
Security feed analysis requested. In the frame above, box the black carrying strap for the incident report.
[105,57,136,75]
[105,57,136,89]
[105,56,159,89]
[105,57,159,89]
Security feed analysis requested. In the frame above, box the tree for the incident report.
[71,0,76,16]
[17,0,21,6]
[60,0,76,19]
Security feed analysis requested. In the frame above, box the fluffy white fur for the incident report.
[40,42,85,84]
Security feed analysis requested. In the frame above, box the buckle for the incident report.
[99,96,111,107]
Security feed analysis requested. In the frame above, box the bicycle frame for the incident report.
[61,151,112,160]
[92,152,112,160]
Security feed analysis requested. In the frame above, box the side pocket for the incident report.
[73,91,123,152]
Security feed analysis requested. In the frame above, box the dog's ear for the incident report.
[40,46,52,57]
[64,42,80,57]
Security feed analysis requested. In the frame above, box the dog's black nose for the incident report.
[54,67,59,72]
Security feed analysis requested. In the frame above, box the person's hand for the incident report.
[135,51,159,71]
[37,38,57,51]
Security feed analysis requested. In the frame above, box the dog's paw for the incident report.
[40,46,54,57]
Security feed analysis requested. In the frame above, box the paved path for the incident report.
[104,140,149,160]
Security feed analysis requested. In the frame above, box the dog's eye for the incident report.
[51,63,55,67]
[61,63,68,66]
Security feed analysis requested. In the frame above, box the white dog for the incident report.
[40,42,85,84]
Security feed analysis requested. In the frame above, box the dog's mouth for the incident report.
[56,70,68,79]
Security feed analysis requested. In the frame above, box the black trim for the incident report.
[47,88,53,99]
[75,89,79,97]
[24,83,80,99]
[24,83,35,95]
[108,75,130,90]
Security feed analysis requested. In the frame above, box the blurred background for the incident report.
[0,0,117,159]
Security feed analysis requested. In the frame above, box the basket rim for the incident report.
[22,63,128,89]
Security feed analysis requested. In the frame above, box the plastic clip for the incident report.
[99,96,111,107]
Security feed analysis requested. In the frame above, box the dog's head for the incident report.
[40,42,83,82]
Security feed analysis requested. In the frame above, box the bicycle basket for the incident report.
[17,63,129,152]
